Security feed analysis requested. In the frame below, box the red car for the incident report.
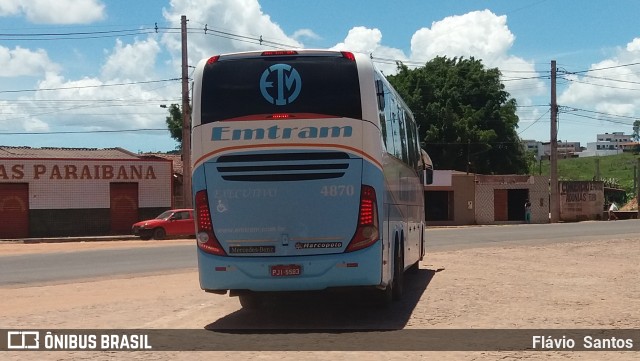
[132,209,195,240]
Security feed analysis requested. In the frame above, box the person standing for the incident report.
[524,199,532,223]
[608,202,619,221]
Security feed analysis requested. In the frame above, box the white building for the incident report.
[597,132,630,145]
[578,132,632,157]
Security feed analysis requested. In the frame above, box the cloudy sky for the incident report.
[1,0,640,152]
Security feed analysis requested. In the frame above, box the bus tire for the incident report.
[375,282,393,308]
[239,293,264,310]
[408,260,420,274]
[153,228,166,240]
[392,237,404,301]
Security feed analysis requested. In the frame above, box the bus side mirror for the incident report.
[423,168,433,186]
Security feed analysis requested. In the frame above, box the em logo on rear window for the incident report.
[259,64,302,106]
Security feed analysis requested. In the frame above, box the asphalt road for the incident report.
[1,220,638,286]
[426,219,640,250]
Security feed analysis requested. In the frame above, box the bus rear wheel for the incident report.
[238,293,264,310]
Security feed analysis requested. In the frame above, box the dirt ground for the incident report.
[1,236,639,360]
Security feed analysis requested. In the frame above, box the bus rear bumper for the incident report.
[197,243,383,292]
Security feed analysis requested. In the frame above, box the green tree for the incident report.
[165,104,182,149]
[387,56,528,174]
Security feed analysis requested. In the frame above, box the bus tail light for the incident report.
[346,185,379,252]
[195,190,226,256]
[341,51,356,61]
[262,50,298,57]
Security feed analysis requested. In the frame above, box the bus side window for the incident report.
[399,109,409,163]
[385,97,396,155]
[407,122,419,171]
[375,77,388,147]
[375,79,385,112]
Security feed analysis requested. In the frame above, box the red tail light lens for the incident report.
[195,190,226,256]
[341,51,356,61]
[346,185,379,252]
[206,55,220,65]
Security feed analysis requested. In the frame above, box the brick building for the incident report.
[0,147,173,239]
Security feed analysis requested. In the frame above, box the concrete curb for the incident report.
[0,235,139,244]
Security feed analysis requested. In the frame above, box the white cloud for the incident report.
[29,71,170,131]
[407,10,544,96]
[626,38,640,53]
[331,11,544,101]
[22,117,50,132]
[332,26,383,53]
[0,46,60,77]
[162,0,302,67]
[292,29,320,42]
[0,100,50,132]
[101,38,161,81]
[0,0,105,24]
[0,0,21,16]
[559,38,640,118]
[410,10,513,64]
[330,26,408,74]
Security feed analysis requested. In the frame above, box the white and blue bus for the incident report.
[191,50,433,308]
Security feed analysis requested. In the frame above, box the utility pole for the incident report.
[637,158,640,219]
[550,60,559,223]
[466,139,470,175]
[181,15,192,208]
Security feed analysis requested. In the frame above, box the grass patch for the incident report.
[535,152,640,196]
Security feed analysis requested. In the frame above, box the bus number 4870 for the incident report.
[320,185,355,197]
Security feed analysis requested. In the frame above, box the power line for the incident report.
[194,26,300,50]
[501,74,550,82]
[573,73,640,86]
[0,26,168,41]
[0,99,179,103]
[0,78,180,94]
[518,108,550,134]
[557,106,639,129]
[566,62,640,74]
[560,107,639,121]
[561,112,631,125]
[0,128,168,135]
[561,77,640,92]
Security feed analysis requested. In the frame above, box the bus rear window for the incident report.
[200,55,362,123]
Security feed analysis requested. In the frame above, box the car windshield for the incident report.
[155,211,173,220]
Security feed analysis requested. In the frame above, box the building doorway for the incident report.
[494,188,529,221]
[425,190,453,221]
[110,183,139,234]
[0,183,29,238]
[507,189,529,221]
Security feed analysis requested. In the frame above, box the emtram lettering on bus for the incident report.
[211,125,353,141]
